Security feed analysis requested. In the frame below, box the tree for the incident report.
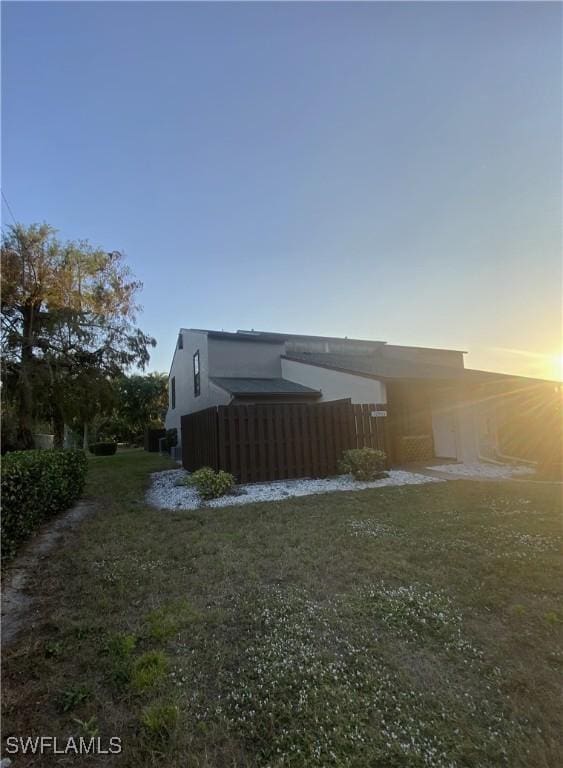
[1,223,155,448]
[106,372,168,444]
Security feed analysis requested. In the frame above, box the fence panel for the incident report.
[182,401,388,482]
[181,407,219,472]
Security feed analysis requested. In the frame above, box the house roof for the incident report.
[462,368,562,387]
[282,352,468,381]
[185,328,466,354]
[210,377,321,397]
[189,329,286,344]
[282,354,562,387]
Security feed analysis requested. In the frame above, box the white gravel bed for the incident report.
[146,468,444,511]
[427,462,535,479]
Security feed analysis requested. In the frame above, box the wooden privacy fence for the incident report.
[181,401,388,483]
[144,427,166,453]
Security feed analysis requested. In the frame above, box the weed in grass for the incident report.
[106,632,137,658]
[141,703,179,743]
[108,662,131,690]
[105,632,137,689]
[44,639,64,658]
[544,611,560,625]
[145,600,201,641]
[132,651,169,691]
[72,715,100,738]
[72,624,100,640]
[57,685,91,713]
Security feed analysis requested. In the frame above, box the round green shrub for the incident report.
[338,448,388,481]
[186,467,235,500]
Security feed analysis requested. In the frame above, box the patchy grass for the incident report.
[2,449,562,767]
[131,651,169,691]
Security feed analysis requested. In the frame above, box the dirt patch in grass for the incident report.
[2,450,562,767]
[1,499,98,647]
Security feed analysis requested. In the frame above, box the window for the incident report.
[178,333,183,350]
[171,376,176,409]
[193,350,200,397]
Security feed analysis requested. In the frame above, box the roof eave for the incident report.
[233,391,321,399]
[282,354,386,381]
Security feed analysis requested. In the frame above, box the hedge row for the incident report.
[1,450,88,560]
[89,441,117,456]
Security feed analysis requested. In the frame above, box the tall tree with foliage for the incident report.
[1,223,155,448]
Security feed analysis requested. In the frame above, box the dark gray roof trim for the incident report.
[210,377,321,397]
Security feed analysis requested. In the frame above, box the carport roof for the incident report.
[210,377,321,397]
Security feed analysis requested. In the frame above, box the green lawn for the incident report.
[2,450,562,767]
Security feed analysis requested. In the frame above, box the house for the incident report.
[165,328,561,467]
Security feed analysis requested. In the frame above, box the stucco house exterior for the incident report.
[165,328,560,466]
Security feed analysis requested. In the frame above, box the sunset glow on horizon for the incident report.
[462,346,563,383]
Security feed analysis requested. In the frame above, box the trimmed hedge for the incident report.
[1,450,88,560]
[89,441,117,456]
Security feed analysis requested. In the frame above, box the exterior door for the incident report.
[432,408,458,459]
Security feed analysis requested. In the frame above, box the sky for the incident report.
[2,1,562,380]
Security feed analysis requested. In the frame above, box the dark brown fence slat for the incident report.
[347,404,355,448]
[317,405,328,476]
[275,405,285,479]
[292,405,303,479]
[256,405,266,482]
[221,409,229,472]
[246,405,256,483]
[238,405,248,483]
[263,405,277,480]
[325,404,333,474]
[364,404,372,448]
[302,405,312,477]
[283,405,290,478]
[229,407,238,479]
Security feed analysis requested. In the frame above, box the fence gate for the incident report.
[181,401,387,483]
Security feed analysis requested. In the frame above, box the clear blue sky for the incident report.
[2,1,562,379]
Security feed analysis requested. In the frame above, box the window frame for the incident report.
[193,350,201,397]
[171,376,176,410]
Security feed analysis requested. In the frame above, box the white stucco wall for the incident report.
[281,358,386,404]
[165,331,231,445]
[208,338,284,377]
